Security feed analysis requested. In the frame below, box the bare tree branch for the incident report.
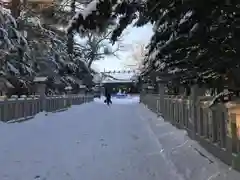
[124,42,146,70]
[73,28,128,68]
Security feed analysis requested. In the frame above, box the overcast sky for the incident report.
[92,23,153,72]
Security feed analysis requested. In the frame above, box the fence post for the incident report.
[219,107,227,148]
[3,98,8,122]
[0,100,4,121]
[230,111,240,170]
[158,83,165,115]
[35,83,47,112]
[190,85,205,139]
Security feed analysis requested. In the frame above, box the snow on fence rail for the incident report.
[0,94,93,122]
[141,93,240,171]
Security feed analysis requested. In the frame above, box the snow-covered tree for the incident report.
[0,5,30,76]
[0,2,94,95]
[35,0,126,69]
[125,42,146,70]
[67,0,240,91]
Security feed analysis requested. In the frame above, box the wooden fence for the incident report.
[0,94,93,123]
[141,93,240,170]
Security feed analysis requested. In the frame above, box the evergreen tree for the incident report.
[67,0,240,89]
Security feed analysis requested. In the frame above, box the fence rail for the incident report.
[141,93,240,170]
[0,94,93,123]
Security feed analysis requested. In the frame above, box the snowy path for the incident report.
[0,97,239,180]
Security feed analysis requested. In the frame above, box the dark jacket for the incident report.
[105,88,111,98]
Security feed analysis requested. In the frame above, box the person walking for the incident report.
[104,87,112,105]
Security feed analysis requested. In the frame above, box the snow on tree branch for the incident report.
[66,0,143,41]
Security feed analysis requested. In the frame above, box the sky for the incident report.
[92,23,153,72]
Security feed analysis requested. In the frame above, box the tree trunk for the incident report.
[67,0,75,55]
[88,58,94,68]
[11,0,21,18]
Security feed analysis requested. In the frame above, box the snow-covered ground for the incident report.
[0,100,239,180]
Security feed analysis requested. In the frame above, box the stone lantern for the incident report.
[33,76,48,111]
[33,76,48,97]
[64,86,73,94]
